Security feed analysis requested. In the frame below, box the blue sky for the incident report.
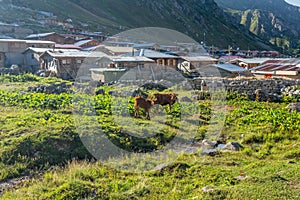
[285,0,300,7]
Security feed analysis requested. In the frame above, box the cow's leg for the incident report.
[134,107,139,118]
[146,109,150,120]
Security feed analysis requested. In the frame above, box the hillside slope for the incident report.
[215,0,300,54]
[0,0,277,50]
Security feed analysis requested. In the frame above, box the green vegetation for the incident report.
[240,10,250,26]
[216,0,300,54]
[0,75,299,199]
[249,10,259,35]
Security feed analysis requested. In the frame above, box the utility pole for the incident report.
[228,45,231,63]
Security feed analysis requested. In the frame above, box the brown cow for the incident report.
[134,95,154,120]
[151,93,178,110]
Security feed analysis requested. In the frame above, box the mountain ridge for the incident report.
[0,0,280,50]
[215,0,300,54]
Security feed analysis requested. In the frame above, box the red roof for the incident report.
[262,59,286,64]
[220,56,242,59]
[253,63,299,71]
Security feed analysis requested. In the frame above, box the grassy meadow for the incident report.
[0,74,299,199]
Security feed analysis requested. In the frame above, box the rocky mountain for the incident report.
[215,0,300,54]
[0,0,277,50]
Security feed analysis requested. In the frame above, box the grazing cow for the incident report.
[151,93,178,110]
[134,96,154,120]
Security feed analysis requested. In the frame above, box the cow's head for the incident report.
[147,99,155,106]
[170,93,178,103]
[149,94,158,104]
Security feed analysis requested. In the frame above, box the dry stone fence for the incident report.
[190,78,300,102]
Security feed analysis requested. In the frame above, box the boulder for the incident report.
[202,139,218,149]
[95,89,105,95]
[235,174,250,181]
[180,96,193,102]
[153,162,190,173]
[221,142,243,152]
[286,102,300,112]
[202,186,215,193]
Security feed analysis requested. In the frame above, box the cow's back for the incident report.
[134,96,152,109]
[153,93,176,106]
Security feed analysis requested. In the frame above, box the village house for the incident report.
[23,47,52,73]
[55,44,82,50]
[0,39,55,68]
[230,58,275,69]
[79,32,106,42]
[40,50,104,80]
[199,63,248,78]
[251,60,300,79]
[103,37,135,47]
[0,39,25,68]
[25,32,72,44]
[62,37,76,45]
[26,32,64,44]
[60,34,88,42]
[218,56,243,63]
[96,56,154,68]
[65,27,83,34]
[90,68,127,83]
[133,43,160,51]
[91,45,134,55]
[128,49,179,68]
[74,39,100,49]
[91,56,155,82]
[178,56,218,72]
[26,40,55,48]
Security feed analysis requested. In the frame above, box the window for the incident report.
[77,60,82,64]
[31,54,35,59]
[157,59,163,65]
[62,60,67,64]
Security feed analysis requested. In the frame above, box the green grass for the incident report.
[2,154,300,199]
[0,74,300,199]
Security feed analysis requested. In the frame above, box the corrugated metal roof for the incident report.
[0,35,13,39]
[104,41,135,46]
[181,56,217,62]
[90,68,126,72]
[133,43,158,48]
[219,56,242,60]
[74,39,94,47]
[251,63,299,71]
[262,59,291,64]
[55,44,82,49]
[212,63,247,72]
[43,50,106,58]
[26,32,56,39]
[0,39,55,44]
[126,49,178,58]
[25,40,55,44]
[0,39,27,43]
[97,56,154,63]
[23,47,52,53]
[105,46,134,53]
[232,58,271,64]
[113,56,154,63]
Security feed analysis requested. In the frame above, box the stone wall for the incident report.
[190,78,300,101]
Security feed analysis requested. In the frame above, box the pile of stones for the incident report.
[27,82,73,94]
[281,86,300,99]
